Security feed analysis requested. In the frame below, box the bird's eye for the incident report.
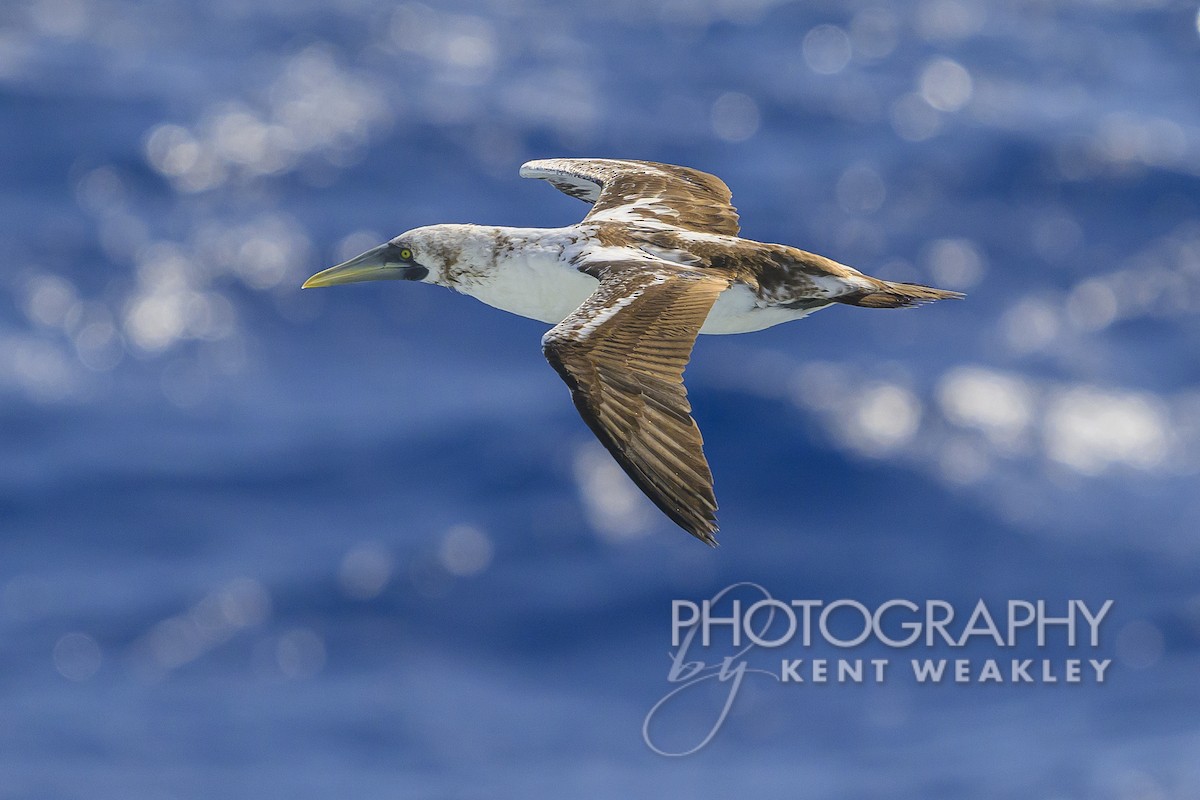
[399,248,413,261]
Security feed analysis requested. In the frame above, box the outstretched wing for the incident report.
[542,259,730,544]
[520,158,740,236]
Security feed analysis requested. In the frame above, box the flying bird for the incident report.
[303,159,960,544]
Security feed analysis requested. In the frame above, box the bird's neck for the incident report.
[432,224,577,285]
[430,224,596,324]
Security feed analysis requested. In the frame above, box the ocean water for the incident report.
[3,0,1200,797]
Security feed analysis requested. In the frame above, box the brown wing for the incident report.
[520,158,740,236]
[542,260,730,544]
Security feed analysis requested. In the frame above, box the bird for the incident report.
[303,158,960,545]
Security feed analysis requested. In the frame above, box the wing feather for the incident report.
[542,260,730,543]
[520,158,740,236]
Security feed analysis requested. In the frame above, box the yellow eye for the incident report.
[399,248,413,261]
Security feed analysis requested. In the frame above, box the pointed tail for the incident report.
[840,279,964,309]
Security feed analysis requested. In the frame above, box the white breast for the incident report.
[459,246,598,324]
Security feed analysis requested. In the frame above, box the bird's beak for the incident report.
[302,244,425,288]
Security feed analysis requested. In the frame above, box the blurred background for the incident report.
[2,0,1200,796]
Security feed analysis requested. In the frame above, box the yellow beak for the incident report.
[302,244,425,288]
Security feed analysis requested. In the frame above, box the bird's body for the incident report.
[304,159,960,544]
[380,221,888,334]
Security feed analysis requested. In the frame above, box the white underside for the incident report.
[701,283,827,333]
[456,245,825,335]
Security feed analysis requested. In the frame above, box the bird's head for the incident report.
[302,225,462,290]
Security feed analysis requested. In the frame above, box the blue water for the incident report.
[3,0,1200,797]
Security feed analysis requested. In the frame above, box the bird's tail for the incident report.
[840,279,964,309]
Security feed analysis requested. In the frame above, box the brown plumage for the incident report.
[522,159,960,543]
[543,263,730,544]
[522,158,742,236]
